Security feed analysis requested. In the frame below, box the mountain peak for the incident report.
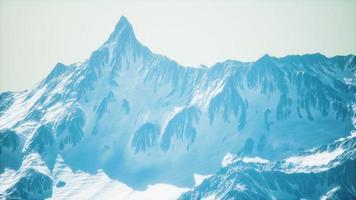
[106,16,136,44]
[254,53,275,65]
[261,53,272,59]
[114,16,132,32]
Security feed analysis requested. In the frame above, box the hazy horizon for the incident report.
[0,0,355,92]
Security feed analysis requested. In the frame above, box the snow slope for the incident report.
[180,132,356,200]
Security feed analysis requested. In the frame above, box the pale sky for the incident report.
[0,0,355,92]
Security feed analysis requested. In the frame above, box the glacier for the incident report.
[0,16,355,199]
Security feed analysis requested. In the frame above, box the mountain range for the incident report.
[0,16,355,200]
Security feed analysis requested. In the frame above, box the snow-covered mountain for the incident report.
[0,16,355,199]
[180,131,356,200]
